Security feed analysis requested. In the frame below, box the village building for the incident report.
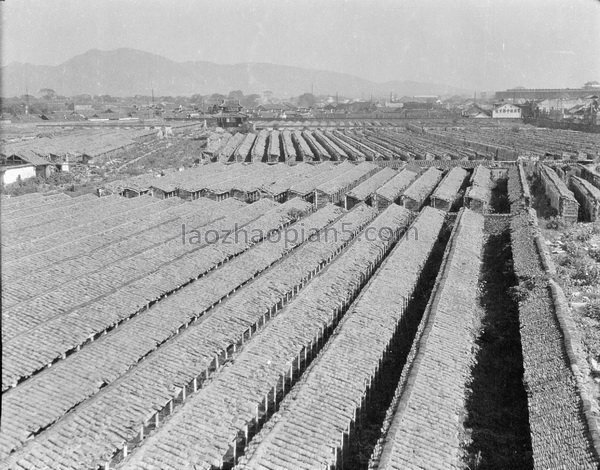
[150,179,179,199]
[0,150,54,184]
[492,103,522,119]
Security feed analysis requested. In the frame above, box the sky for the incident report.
[1,0,599,91]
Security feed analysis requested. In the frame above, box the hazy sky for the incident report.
[1,0,599,90]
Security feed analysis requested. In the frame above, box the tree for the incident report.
[297,93,316,108]
[228,90,244,101]
[241,94,260,108]
[39,88,56,100]
[584,81,600,89]
[99,94,117,103]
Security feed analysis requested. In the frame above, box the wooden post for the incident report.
[340,435,345,470]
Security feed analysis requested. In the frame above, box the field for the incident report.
[1,122,599,470]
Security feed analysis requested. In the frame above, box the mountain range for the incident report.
[1,48,470,98]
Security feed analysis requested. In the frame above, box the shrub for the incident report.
[509,276,537,302]
[575,229,592,243]
[585,300,600,321]
[546,216,566,230]
[572,260,600,285]
[1,176,43,196]
[589,248,600,263]
[557,254,572,267]
[591,223,600,235]
[563,239,587,258]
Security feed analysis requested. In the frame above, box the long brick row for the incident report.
[118,204,418,470]
[3,195,181,262]
[371,208,484,470]
[333,130,385,160]
[0,197,227,309]
[464,165,493,212]
[237,207,447,470]
[0,204,343,459]
[2,193,97,226]
[0,204,378,470]
[2,198,216,305]
[1,198,243,343]
[429,166,468,211]
[1,192,71,214]
[507,162,531,212]
[401,167,444,211]
[2,198,310,390]
[324,130,366,160]
[3,193,123,238]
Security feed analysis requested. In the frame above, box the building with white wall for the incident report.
[492,103,522,118]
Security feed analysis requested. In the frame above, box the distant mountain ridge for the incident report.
[1,48,470,98]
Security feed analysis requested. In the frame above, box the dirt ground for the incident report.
[462,217,533,470]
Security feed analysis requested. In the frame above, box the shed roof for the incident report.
[470,165,492,187]
[402,167,444,202]
[541,165,577,202]
[375,168,419,202]
[346,167,397,201]
[571,175,600,201]
[11,150,52,166]
[465,184,492,203]
[316,162,379,195]
[431,167,469,203]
